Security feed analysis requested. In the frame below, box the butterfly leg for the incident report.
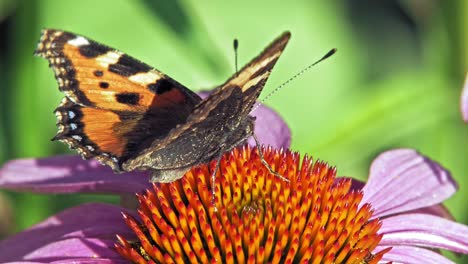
[252,133,290,183]
[210,157,223,211]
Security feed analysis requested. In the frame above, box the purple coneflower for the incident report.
[115,146,389,263]
[0,145,466,263]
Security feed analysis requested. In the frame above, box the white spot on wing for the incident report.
[129,71,161,85]
[64,91,78,103]
[97,51,122,67]
[72,135,82,141]
[68,36,90,47]
[230,50,281,89]
[243,71,269,91]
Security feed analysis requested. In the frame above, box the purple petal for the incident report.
[0,155,151,194]
[376,245,456,264]
[408,204,455,220]
[461,74,468,122]
[361,149,457,218]
[248,104,291,149]
[0,203,132,263]
[342,178,455,219]
[198,91,291,148]
[379,213,468,254]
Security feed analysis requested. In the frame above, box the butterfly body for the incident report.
[35,29,290,182]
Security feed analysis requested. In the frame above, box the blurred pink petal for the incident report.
[461,73,468,122]
[198,91,291,148]
[361,149,457,217]
[0,203,133,263]
[0,155,151,194]
[379,214,468,253]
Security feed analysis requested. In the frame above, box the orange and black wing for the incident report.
[123,32,290,172]
[35,29,202,171]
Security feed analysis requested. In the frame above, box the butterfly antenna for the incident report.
[254,48,337,111]
[233,38,239,76]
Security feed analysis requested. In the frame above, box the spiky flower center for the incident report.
[115,146,389,263]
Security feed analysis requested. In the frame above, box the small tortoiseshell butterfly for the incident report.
[35,29,290,183]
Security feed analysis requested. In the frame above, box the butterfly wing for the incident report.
[123,32,291,175]
[123,85,245,173]
[221,31,291,115]
[36,29,202,171]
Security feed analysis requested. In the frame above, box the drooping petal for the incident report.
[377,245,457,264]
[378,213,468,254]
[361,149,457,217]
[198,91,291,148]
[0,203,133,263]
[0,155,151,194]
[461,73,468,122]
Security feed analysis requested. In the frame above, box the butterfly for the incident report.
[35,29,290,184]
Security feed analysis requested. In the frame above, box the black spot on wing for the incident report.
[116,93,140,105]
[94,70,103,77]
[148,79,173,95]
[78,42,111,58]
[99,82,109,89]
[108,54,152,77]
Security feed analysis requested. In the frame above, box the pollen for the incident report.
[115,145,389,263]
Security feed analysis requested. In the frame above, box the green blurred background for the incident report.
[0,0,466,261]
